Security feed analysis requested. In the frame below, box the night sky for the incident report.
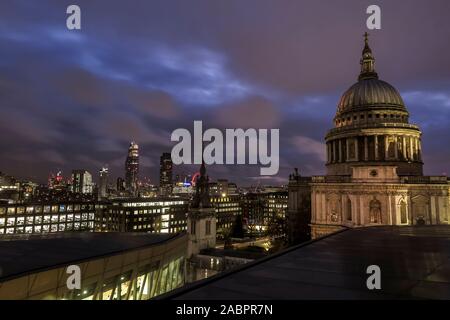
[1,0,450,186]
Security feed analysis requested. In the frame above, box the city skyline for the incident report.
[1,0,450,186]
[1,1,450,303]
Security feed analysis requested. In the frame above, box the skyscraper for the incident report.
[125,142,139,196]
[71,170,93,194]
[98,166,109,199]
[159,152,173,195]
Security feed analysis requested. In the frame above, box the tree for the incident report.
[266,212,286,239]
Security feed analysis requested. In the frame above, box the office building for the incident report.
[71,170,93,194]
[96,198,188,233]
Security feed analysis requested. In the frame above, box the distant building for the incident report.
[172,182,194,196]
[96,198,188,233]
[0,200,100,235]
[138,183,159,198]
[0,172,19,202]
[241,190,288,237]
[116,177,125,192]
[18,181,38,202]
[209,179,238,197]
[210,194,241,237]
[98,167,109,200]
[71,170,93,194]
[287,169,312,244]
[48,171,68,192]
[125,142,139,196]
[159,152,173,196]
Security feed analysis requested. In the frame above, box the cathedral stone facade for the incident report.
[289,34,450,241]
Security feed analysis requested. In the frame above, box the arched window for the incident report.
[369,199,382,224]
[400,201,407,224]
[346,198,352,221]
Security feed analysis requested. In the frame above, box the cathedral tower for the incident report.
[187,162,216,258]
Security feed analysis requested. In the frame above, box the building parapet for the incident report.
[311,175,448,184]
[326,122,420,138]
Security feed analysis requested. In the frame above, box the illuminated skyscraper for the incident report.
[125,142,139,196]
[159,152,173,195]
[98,166,109,199]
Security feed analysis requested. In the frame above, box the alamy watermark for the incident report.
[171,121,279,175]
[366,265,381,290]
[66,265,81,290]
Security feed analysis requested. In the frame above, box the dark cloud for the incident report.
[215,96,281,129]
[0,0,450,185]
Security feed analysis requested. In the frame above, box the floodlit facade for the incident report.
[307,34,450,238]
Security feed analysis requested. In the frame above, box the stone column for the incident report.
[359,196,365,225]
[430,196,436,224]
[314,192,319,223]
[338,139,342,163]
[355,195,360,225]
[391,195,396,225]
[414,138,419,160]
[385,135,389,159]
[346,139,350,160]
[402,136,408,160]
[311,191,316,223]
[321,193,326,222]
[409,137,413,161]
[394,136,399,159]
[327,143,330,163]
[418,138,422,161]
[387,194,392,225]
[374,135,379,160]
[407,195,413,225]
[355,138,359,160]
[364,136,368,161]
[332,140,336,163]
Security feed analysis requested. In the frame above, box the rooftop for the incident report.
[167,226,450,300]
[0,232,180,282]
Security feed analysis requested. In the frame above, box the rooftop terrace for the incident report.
[166,226,450,300]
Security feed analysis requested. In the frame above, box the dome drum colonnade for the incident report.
[325,33,423,177]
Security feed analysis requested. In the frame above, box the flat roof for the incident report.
[0,232,181,282]
[167,226,450,299]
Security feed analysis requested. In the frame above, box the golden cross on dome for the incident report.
[364,32,369,44]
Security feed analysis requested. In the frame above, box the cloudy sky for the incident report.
[0,0,450,186]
